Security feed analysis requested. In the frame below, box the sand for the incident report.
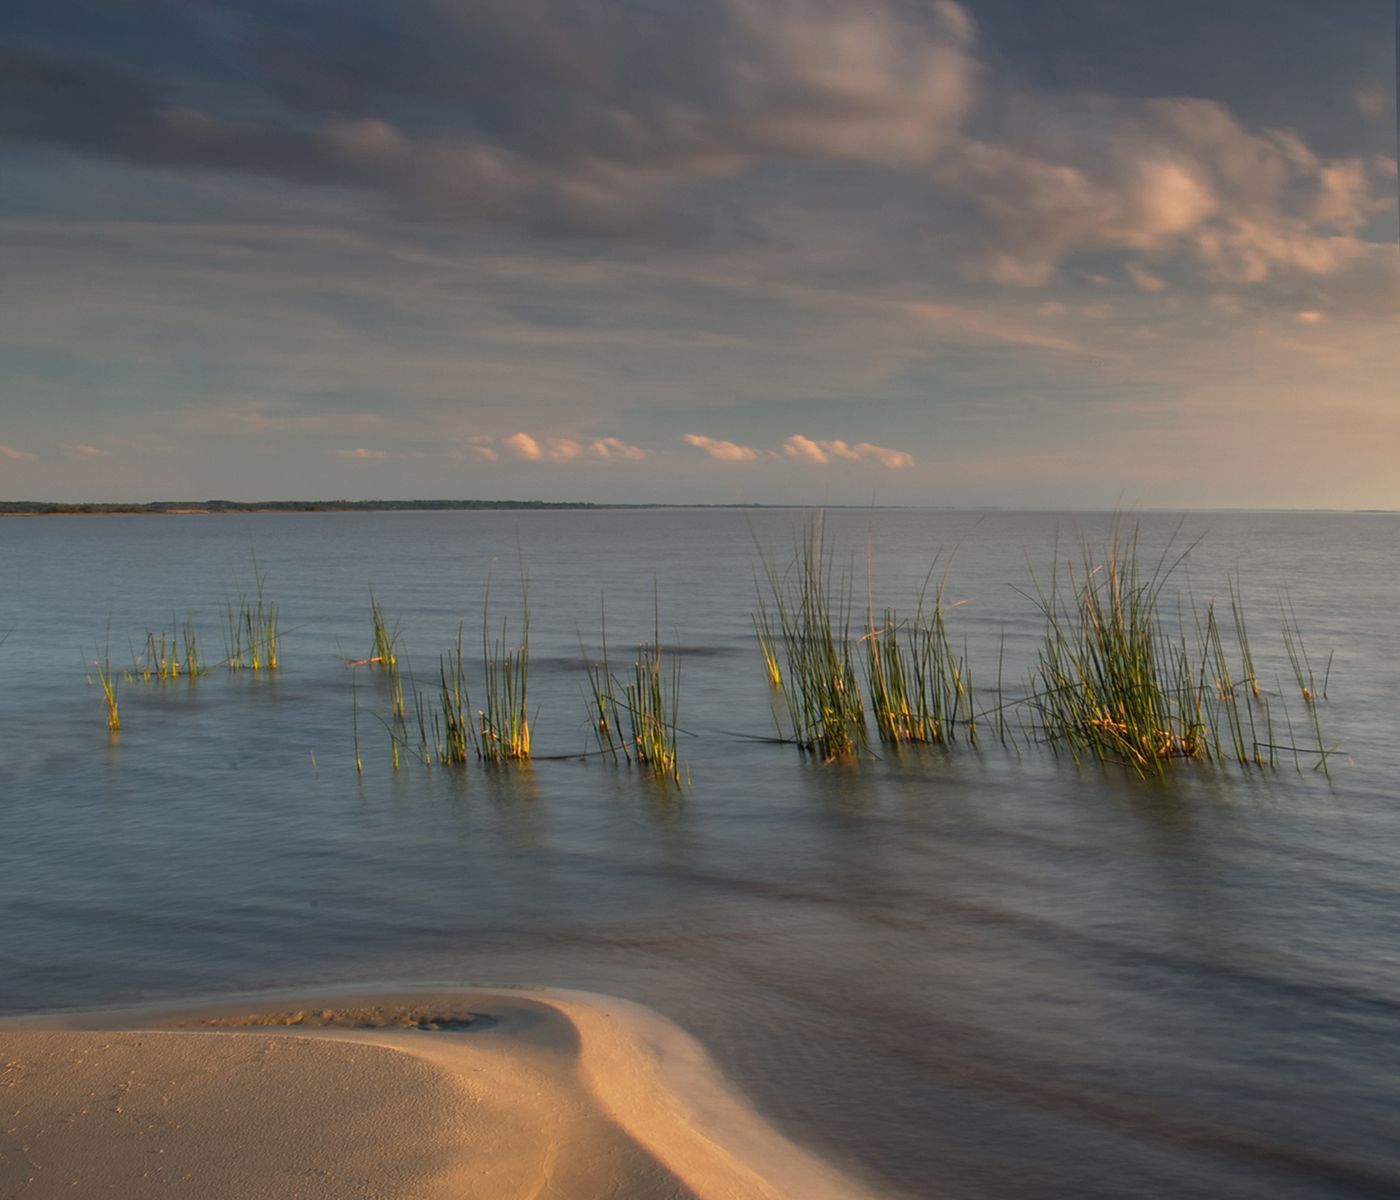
[0,987,889,1200]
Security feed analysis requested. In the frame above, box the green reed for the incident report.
[224,562,279,672]
[435,629,474,765]
[1023,522,1334,776]
[95,651,119,731]
[1027,522,1208,776]
[625,599,682,784]
[756,518,866,760]
[132,619,203,681]
[862,551,976,747]
[583,603,628,760]
[369,591,398,670]
[478,581,530,763]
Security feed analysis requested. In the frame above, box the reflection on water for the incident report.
[2,510,1399,1199]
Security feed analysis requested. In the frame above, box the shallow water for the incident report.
[2,508,1398,1199]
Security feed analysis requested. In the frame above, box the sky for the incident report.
[1,0,1396,508]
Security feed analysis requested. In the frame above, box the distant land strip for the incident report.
[0,499,772,516]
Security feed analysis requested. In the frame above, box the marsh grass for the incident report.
[581,595,683,782]
[132,620,202,681]
[1026,523,1209,775]
[862,553,977,747]
[369,592,398,669]
[95,651,119,731]
[583,604,629,761]
[1023,523,1331,776]
[756,518,866,760]
[478,581,530,763]
[627,594,683,783]
[626,637,682,784]
[435,629,474,765]
[224,562,279,672]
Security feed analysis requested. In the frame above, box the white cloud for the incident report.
[684,433,761,461]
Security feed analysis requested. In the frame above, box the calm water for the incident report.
[2,509,1398,1199]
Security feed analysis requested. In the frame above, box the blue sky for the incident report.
[1,0,1395,507]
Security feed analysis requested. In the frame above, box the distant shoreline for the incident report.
[1,501,1394,517]
[0,499,770,517]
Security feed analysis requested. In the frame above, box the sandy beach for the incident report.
[0,987,887,1200]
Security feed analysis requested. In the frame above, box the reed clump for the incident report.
[1027,524,1207,775]
[478,584,530,763]
[435,629,474,765]
[224,565,279,672]
[863,591,976,747]
[582,595,683,783]
[583,606,628,760]
[132,620,202,681]
[626,635,682,784]
[368,592,398,670]
[861,546,977,746]
[95,653,119,731]
[756,519,866,760]
[1022,523,1333,776]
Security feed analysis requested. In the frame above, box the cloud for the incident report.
[588,436,647,460]
[469,444,499,461]
[500,432,648,462]
[684,433,761,461]
[851,441,914,469]
[937,95,1393,289]
[503,432,543,460]
[1126,262,1167,292]
[334,447,387,461]
[782,434,912,467]
[0,444,35,461]
[70,443,110,457]
[0,1,979,235]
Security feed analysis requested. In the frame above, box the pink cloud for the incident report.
[500,432,649,463]
[684,433,761,462]
[589,437,647,460]
[782,435,914,468]
[70,444,109,458]
[503,432,543,460]
[335,447,387,462]
[0,444,34,461]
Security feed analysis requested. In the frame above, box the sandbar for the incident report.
[0,986,889,1200]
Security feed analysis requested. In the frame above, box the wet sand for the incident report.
[0,987,889,1200]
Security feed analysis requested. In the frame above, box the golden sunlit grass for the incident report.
[582,593,683,783]
[755,516,867,761]
[132,620,202,681]
[224,560,279,672]
[73,526,1331,781]
[862,552,976,748]
[478,580,530,763]
[1023,520,1330,777]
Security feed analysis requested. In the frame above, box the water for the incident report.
[2,508,1398,1199]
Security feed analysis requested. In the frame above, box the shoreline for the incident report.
[0,985,891,1200]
